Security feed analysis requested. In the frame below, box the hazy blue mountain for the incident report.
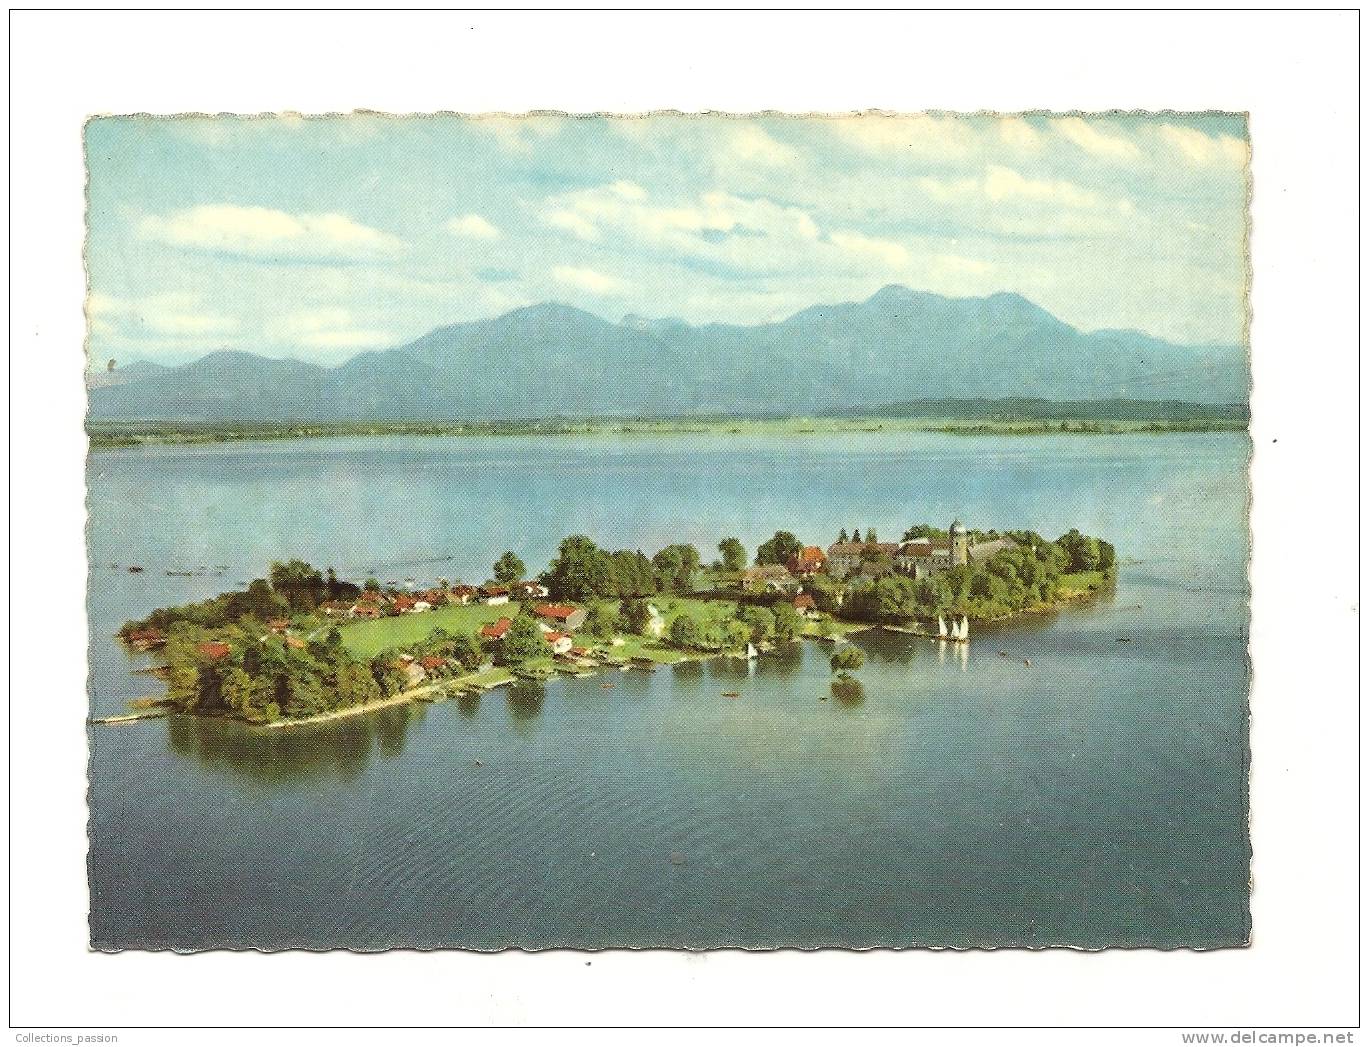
[88,286,1248,421]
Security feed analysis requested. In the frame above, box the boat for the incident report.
[745,643,758,660]
[934,615,970,643]
[721,691,741,698]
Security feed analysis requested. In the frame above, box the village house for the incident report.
[353,604,382,620]
[126,627,166,650]
[787,546,827,577]
[514,581,550,599]
[419,655,447,674]
[824,540,901,580]
[197,641,232,661]
[534,603,587,631]
[480,585,511,606]
[479,617,513,641]
[447,584,477,605]
[892,538,954,579]
[543,631,574,656]
[792,593,820,620]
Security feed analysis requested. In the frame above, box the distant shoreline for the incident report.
[87,413,1248,448]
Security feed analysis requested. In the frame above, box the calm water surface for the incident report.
[87,431,1250,949]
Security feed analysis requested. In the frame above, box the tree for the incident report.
[493,551,526,585]
[269,559,327,611]
[807,573,843,613]
[722,619,752,651]
[1058,529,1102,573]
[838,528,849,544]
[370,654,409,697]
[585,603,617,639]
[830,646,866,674]
[755,530,802,566]
[738,605,775,645]
[545,535,614,600]
[1098,540,1117,575]
[364,577,381,592]
[772,603,802,643]
[620,598,653,635]
[653,544,701,593]
[500,615,546,663]
[851,528,862,543]
[446,632,486,671]
[609,549,656,597]
[866,527,878,543]
[718,537,746,573]
[165,663,202,713]
[669,613,703,650]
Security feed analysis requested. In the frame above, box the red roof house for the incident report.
[196,641,232,661]
[480,617,513,640]
[788,546,827,575]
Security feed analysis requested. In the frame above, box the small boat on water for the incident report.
[936,615,970,644]
[745,643,758,660]
[722,691,741,698]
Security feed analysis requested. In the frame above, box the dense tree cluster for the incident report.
[754,530,802,566]
[120,560,358,637]
[541,535,694,601]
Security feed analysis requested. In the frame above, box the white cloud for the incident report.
[138,204,404,261]
[724,125,796,167]
[543,209,601,241]
[87,291,238,339]
[930,253,993,276]
[474,115,563,153]
[1158,124,1249,167]
[540,183,822,273]
[268,307,393,349]
[998,118,1041,151]
[829,230,910,268]
[552,266,627,295]
[1056,117,1140,160]
[446,213,501,241]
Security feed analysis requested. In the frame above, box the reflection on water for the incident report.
[456,692,481,718]
[830,677,866,705]
[164,702,424,783]
[670,660,704,682]
[756,641,803,677]
[506,680,545,726]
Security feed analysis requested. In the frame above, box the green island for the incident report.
[109,522,1115,728]
[86,400,1245,448]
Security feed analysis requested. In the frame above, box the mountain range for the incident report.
[87,285,1248,421]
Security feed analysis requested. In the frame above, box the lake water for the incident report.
[87,431,1250,950]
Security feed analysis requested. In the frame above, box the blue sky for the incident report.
[85,113,1249,365]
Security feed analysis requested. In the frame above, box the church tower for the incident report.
[950,519,968,567]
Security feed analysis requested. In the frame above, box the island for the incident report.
[110,521,1115,728]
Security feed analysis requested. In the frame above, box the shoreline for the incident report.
[87,417,1247,450]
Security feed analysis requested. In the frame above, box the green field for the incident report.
[339,602,512,658]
